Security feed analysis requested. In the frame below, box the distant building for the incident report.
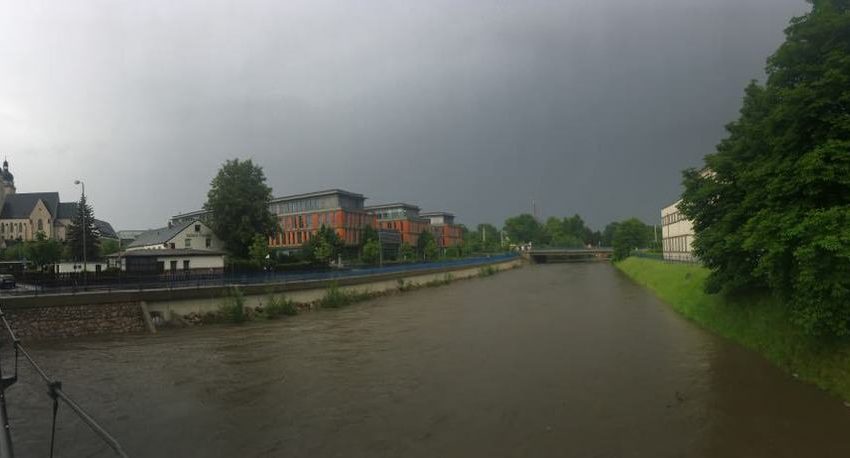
[421,211,462,248]
[268,189,372,251]
[661,200,696,262]
[127,219,224,251]
[0,160,117,243]
[366,203,431,246]
[107,249,225,274]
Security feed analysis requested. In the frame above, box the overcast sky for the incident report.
[0,0,809,230]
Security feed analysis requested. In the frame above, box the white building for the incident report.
[661,200,696,262]
[126,219,224,251]
[107,249,225,274]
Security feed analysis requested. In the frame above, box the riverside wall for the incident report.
[2,257,523,340]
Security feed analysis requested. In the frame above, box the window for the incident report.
[37,219,43,231]
[170,260,178,271]
[183,260,190,270]
[195,224,201,232]
[185,238,191,248]
[205,237,211,248]
[170,243,176,249]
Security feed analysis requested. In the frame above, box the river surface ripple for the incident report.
[7,263,850,457]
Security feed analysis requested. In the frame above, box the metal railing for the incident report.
[0,306,128,457]
[1,254,519,297]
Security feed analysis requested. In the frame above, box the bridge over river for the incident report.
[7,263,850,457]
[524,247,614,263]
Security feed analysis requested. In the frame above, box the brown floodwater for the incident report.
[6,263,850,457]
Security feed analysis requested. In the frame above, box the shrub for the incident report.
[219,287,247,323]
[264,295,298,319]
[478,265,498,277]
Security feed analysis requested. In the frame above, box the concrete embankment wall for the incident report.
[3,257,523,340]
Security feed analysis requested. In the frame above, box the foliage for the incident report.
[399,243,415,261]
[1,243,26,262]
[66,195,101,261]
[361,240,380,265]
[204,159,276,258]
[679,1,850,337]
[612,218,653,261]
[99,238,120,257]
[219,287,247,323]
[617,257,850,402]
[478,265,497,277]
[263,295,298,318]
[318,283,372,308]
[601,222,619,247]
[463,223,503,253]
[416,231,438,260]
[361,225,378,245]
[25,231,62,268]
[248,233,270,268]
[503,214,545,245]
[302,225,343,265]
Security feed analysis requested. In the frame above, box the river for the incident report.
[7,263,850,457]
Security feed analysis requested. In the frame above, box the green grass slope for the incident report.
[616,257,850,402]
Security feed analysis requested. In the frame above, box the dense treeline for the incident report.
[680,0,850,338]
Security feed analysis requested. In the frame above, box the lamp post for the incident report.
[74,180,86,287]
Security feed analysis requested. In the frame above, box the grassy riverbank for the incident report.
[616,257,850,402]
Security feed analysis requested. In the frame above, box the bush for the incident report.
[478,265,497,277]
[264,295,298,318]
[219,287,247,323]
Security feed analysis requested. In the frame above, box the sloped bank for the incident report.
[150,258,522,322]
[615,257,850,403]
[4,256,523,340]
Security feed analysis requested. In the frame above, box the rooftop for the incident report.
[364,202,421,211]
[269,188,365,203]
[127,219,198,248]
[107,248,225,258]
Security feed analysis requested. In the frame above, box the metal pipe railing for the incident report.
[0,307,128,457]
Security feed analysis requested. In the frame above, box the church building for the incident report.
[0,160,117,244]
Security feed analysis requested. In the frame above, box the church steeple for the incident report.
[1,158,14,196]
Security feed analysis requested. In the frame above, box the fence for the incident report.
[1,253,519,297]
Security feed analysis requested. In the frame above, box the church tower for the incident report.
[0,159,15,203]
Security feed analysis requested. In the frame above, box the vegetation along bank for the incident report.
[616,257,850,403]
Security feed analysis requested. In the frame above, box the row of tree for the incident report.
[679,1,850,338]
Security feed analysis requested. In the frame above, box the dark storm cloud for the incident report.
[0,0,809,229]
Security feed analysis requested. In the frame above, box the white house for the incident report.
[126,219,224,251]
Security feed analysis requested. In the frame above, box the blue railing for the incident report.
[2,253,519,297]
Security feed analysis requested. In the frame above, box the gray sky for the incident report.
[0,0,809,230]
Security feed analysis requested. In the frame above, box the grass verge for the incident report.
[616,257,850,402]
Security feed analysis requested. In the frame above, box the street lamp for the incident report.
[74,180,86,286]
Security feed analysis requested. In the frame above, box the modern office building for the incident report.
[268,189,372,250]
[366,203,430,246]
[421,211,462,248]
[661,200,696,262]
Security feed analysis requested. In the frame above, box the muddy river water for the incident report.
[7,263,850,457]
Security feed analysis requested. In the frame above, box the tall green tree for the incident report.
[204,159,276,258]
[302,226,342,266]
[612,218,652,261]
[416,231,438,259]
[248,234,270,268]
[66,195,100,261]
[680,0,850,337]
[361,240,380,265]
[503,214,545,245]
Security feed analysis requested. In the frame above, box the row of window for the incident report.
[663,235,691,253]
[662,211,687,226]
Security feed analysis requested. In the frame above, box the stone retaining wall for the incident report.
[5,302,145,340]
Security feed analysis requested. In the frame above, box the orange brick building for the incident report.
[268,189,371,250]
[421,211,463,247]
[366,203,430,246]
